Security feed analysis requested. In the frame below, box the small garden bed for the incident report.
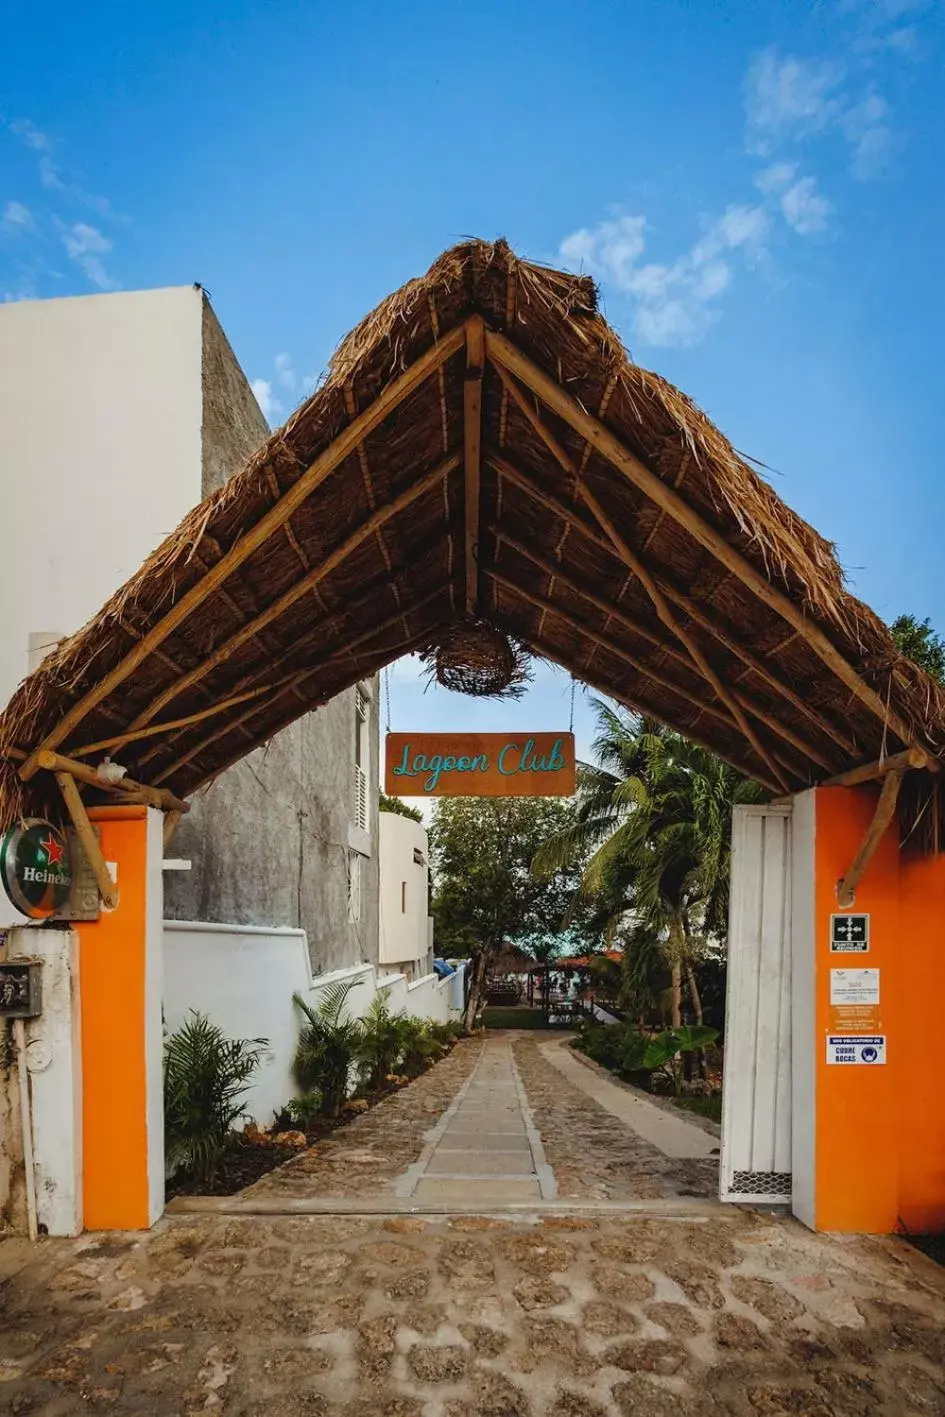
[571,1018,723,1116]
[483,1006,550,1029]
[165,1079,411,1199]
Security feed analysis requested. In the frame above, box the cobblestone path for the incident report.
[2,1032,945,1413]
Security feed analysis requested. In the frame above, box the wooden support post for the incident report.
[823,747,938,789]
[36,750,190,815]
[836,769,905,909]
[55,771,120,910]
[484,326,922,754]
[163,810,182,849]
[464,317,485,616]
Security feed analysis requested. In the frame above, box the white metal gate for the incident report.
[720,803,793,1205]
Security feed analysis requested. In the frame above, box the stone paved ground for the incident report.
[2,1031,945,1414]
[241,1037,484,1202]
[2,1208,945,1415]
[511,1036,718,1202]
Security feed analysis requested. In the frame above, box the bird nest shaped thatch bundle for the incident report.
[420,621,533,699]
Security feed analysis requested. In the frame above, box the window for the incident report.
[401,881,407,914]
[353,688,369,832]
[347,851,362,924]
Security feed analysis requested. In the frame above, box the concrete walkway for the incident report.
[396,1036,557,1204]
[539,1037,720,1161]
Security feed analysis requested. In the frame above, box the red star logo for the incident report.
[40,832,64,867]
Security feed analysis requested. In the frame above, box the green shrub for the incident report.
[397,1017,446,1077]
[357,993,404,1091]
[573,1020,719,1094]
[293,980,364,1118]
[164,1011,267,1185]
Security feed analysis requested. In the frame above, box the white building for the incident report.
[378,809,434,979]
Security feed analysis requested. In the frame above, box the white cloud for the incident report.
[9,118,50,151]
[745,50,845,152]
[559,204,769,348]
[560,215,646,288]
[250,378,282,425]
[780,175,833,234]
[755,161,798,193]
[1,201,34,235]
[842,92,893,177]
[58,221,116,289]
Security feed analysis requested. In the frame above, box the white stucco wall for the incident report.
[378,812,433,973]
[0,286,207,706]
[163,920,463,1126]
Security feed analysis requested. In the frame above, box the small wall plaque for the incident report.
[0,960,42,1018]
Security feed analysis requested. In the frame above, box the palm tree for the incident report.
[536,702,764,1029]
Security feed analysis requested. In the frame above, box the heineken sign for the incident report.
[1,819,72,918]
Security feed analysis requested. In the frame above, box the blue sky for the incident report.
[2,0,943,764]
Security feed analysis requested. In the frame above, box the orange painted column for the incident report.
[898,849,945,1233]
[793,786,945,1234]
[75,806,164,1230]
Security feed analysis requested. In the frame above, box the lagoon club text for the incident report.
[391,737,567,794]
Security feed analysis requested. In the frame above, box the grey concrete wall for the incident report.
[164,301,380,973]
[164,685,381,974]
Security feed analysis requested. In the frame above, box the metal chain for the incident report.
[384,666,392,734]
[569,675,576,734]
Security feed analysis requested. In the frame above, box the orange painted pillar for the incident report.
[898,849,945,1233]
[792,785,945,1234]
[76,806,164,1230]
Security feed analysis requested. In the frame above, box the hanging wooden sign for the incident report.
[385,732,576,797]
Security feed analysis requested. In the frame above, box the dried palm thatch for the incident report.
[420,621,533,699]
[1,237,943,846]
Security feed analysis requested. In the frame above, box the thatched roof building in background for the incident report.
[2,239,943,845]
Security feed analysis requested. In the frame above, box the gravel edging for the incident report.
[563,1037,722,1139]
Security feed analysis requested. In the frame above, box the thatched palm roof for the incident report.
[2,238,943,842]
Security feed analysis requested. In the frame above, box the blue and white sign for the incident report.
[826,1034,886,1065]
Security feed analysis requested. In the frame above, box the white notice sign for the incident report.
[826,1035,886,1065]
[830,968,880,1007]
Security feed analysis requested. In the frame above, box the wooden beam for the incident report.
[151,587,448,787]
[19,323,467,780]
[55,771,120,910]
[836,768,904,909]
[488,365,796,790]
[36,750,190,814]
[484,326,921,754]
[488,451,857,759]
[70,684,275,758]
[464,317,485,615]
[515,625,781,792]
[120,452,460,739]
[490,525,833,772]
[486,567,801,784]
[182,616,457,797]
[822,747,937,789]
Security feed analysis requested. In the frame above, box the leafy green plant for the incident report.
[285,1091,323,1129]
[357,993,405,1092]
[573,1020,718,1095]
[641,1025,719,1095]
[397,1017,446,1077]
[164,1011,267,1185]
[293,980,364,1117]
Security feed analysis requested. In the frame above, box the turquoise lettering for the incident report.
[424,755,444,792]
[470,753,488,772]
[457,755,471,771]
[498,741,521,776]
[391,742,416,777]
[548,738,564,771]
